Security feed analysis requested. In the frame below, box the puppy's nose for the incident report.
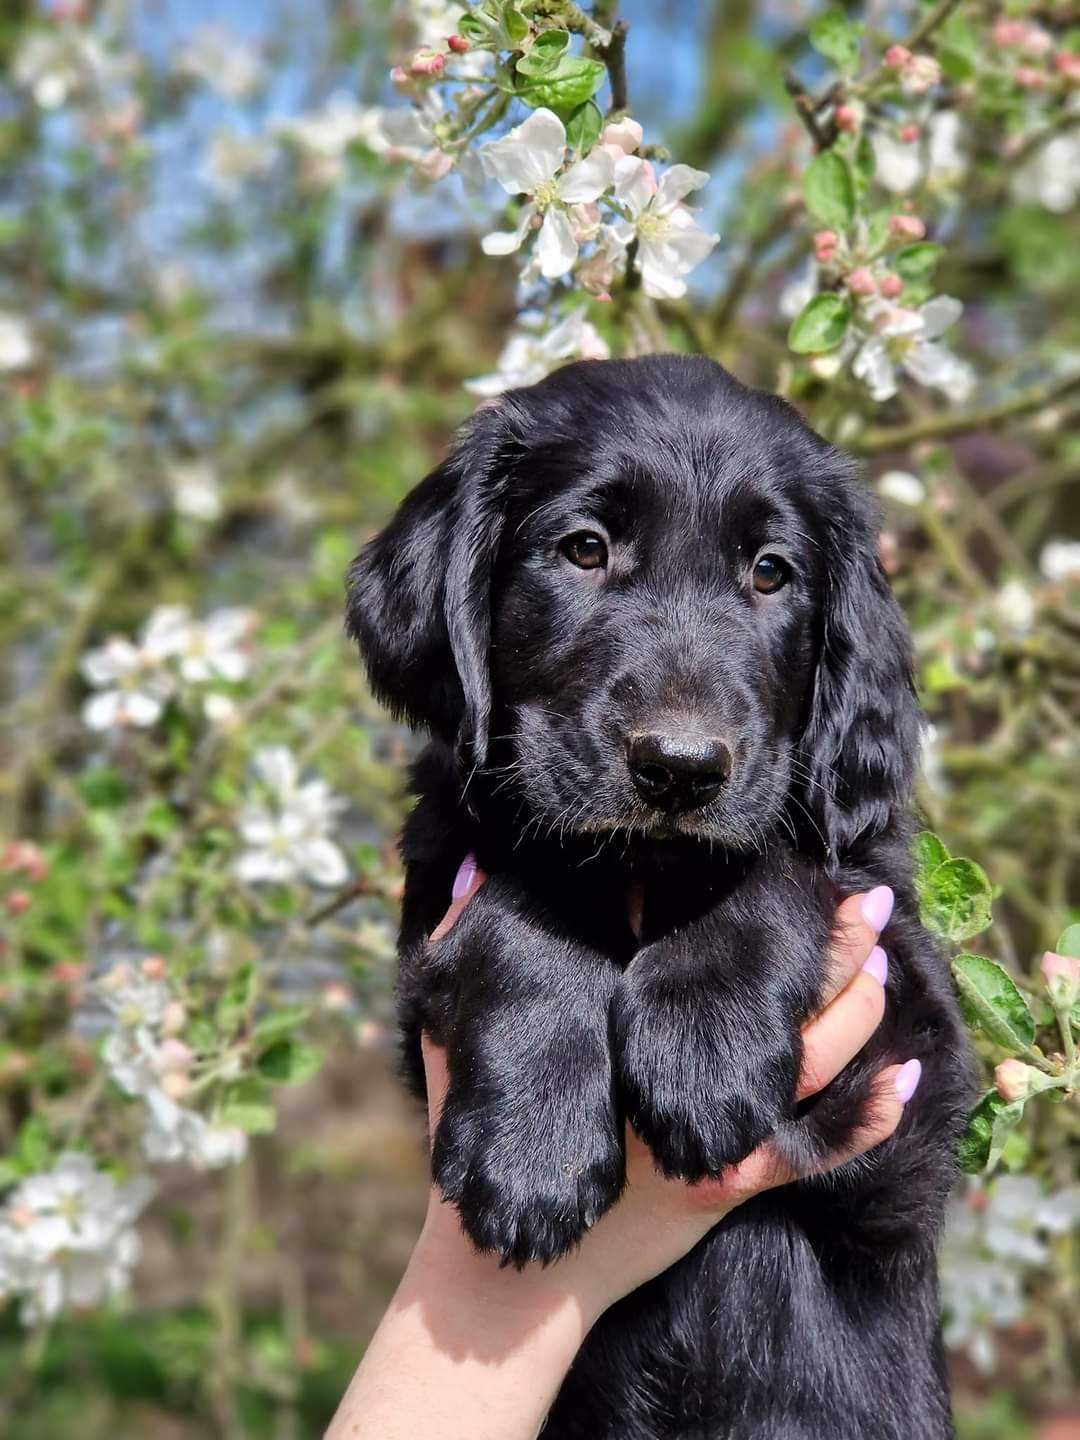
[625,732,733,812]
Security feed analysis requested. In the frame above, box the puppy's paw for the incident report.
[614,961,801,1181]
[431,1094,624,1267]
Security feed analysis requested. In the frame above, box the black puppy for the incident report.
[347,355,970,1440]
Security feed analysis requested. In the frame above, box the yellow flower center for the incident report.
[533,178,560,210]
[636,209,668,241]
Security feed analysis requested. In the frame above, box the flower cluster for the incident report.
[236,746,350,888]
[941,1178,1080,1373]
[0,1153,154,1324]
[98,959,249,1169]
[80,604,256,732]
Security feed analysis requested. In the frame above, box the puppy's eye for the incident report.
[752,554,791,594]
[560,531,608,571]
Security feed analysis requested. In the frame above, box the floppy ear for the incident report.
[345,407,509,766]
[798,493,921,866]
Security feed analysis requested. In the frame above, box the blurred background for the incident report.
[0,0,1077,1435]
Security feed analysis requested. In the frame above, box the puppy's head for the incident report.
[348,355,919,864]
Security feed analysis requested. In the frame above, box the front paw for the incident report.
[614,959,801,1181]
[432,1091,624,1267]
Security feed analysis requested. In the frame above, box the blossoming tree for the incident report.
[1,0,1078,1434]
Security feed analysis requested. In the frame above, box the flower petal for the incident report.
[612,154,656,215]
[557,147,614,205]
[481,203,536,256]
[481,108,565,194]
[298,837,349,887]
[536,207,578,279]
[918,295,963,340]
[655,163,711,212]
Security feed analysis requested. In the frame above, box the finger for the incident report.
[727,1058,921,1202]
[810,1061,920,1176]
[427,853,486,944]
[796,952,888,1100]
[420,1033,451,1145]
[818,886,894,1005]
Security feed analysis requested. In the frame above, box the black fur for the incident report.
[347,355,971,1439]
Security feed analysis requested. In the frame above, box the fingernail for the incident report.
[895,1058,922,1103]
[861,885,894,934]
[451,853,478,901]
[861,946,888,986]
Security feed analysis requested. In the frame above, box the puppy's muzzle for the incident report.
[625,730,733,813]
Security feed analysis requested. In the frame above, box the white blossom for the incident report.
[80,637,174,731]
[12,29,118,110]
[1039,539,1080,583]
[872,112,967,195]
[0,1153,153,1324]
[877,470,926,506]
[609,156,719,299]
[205,132,275,195]
[0,312,35,371]
[236,746,349,888]
[96,963,249,1171]
[940,1179,1080,1375]
[466,308,609,396]
[994,578,1036,634]
[169,460,222,521]
[175,26,261,100]
[853,296,974,403]
[1012,131,1080,214]
[480,109,615,279]
[141,605,256,685]
[275,94,393,186]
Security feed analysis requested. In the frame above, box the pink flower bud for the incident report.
[846,266,878,296]
[889,213,926,240]
[1041,950,1080,1008]
[5,890,31,916]
[993,20,1029,48]
[899,123,921,143]
[884,44,912,69]
[389,65,409,87]
[141,955,167,980]
[409,49,445,77]
[879,273,904,299]
[162,1000,187,1036]
[994,1058,1041,1103]
[813,229,839,263]
[834,103,860,133]
[1055,51,1080,83]
[447,34,470,54]
[161,1071,193,1101]
[1015,65,1049,90]
[1,841,47,882]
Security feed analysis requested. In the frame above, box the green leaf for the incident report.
[912,830,950,893]
[15,1116,52,1175]
[803,151,855,232]
[564,99,603,155]
[951,953,1035,1052]
[788,293,851,353]
[957,1091,1025,1174]
[256,1038,325,1085]
[518,55,606,115]
[920,857,993,941]
[219,1079,276,1134]
[894,243,944,282]
[79,767,130,809]
[809,8,861,74]
[216,962,257,1037]
[252,1004,312,1046]
[457,13,492,42]
[515,28,570,76]
[501,5,529,46]
[1056,923,1080,959]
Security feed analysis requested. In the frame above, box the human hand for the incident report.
[419,860,919,1323]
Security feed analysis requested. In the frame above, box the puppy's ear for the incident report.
[798,487,921,865]
[346,407,509,765]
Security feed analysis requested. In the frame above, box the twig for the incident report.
[559,2,612,49]
[852,370,1080,454]
[595,19,629,114]
[305,873,383,927]
[784,72,836,151]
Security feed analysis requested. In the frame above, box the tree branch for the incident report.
[852,371,1080,455]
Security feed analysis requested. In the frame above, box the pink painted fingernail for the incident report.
[895,1058,922,1102]
[862,946,888,986]
[861,885,894,933]
[451,853,478,901]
